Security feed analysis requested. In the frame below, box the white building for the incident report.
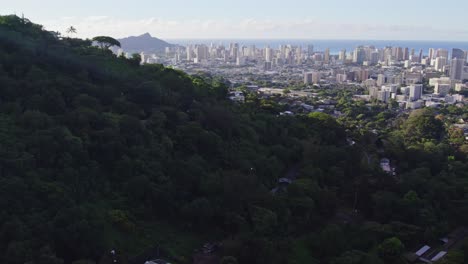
[409,84,423,101]
[434,83,451,96]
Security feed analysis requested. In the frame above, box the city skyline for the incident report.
[3,0,468,41]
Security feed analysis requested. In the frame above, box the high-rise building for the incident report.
[395,47,404,61]
[186,45,193,61]
[370,52,379,65]
[339,49,346,61]
[377,90,391,102]
[353,46,366,64]
[403,47,409,60]
[450,58,464,80]
[435,57,447,71]
[437,49,449,59]
[429,48,435,59]
[377,74,386,86]
[312,72,321,84]
[434,83,451,95]
[409,84,423,101]
[195,44,209,61]
[452,48,465,60]
[304,72,313,84]
[307,45,314,56]
[304,72,321,85]
[324,48,330,63]
[265,46,273,62]
[296,47,302,64]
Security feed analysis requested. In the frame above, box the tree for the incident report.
[66,26,77,37]
[377,237,404,263]
[92,36,121,49]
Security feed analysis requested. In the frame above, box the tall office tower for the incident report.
[296,47,302,64]
[186,45,193,61]
[411,48,415,56]
[249,45,256,57]
[403,47,409,60]
[428,48,435,59]
[307,45,314,56]
[464,51,468,62]
[437,49,449,59]
[339,49,346,61]
[384,47,393,62]
[396,47,404,61]
[195,45,209,61]
[450,58,464,80]
[452,48,465,60]
[324,48,330,63]
[418,49,423,62]
[233,43,239,57]
[409,84,423,101]
[353,46,366,64]
[370,51,379,65]
[435,57,447,71]
[265,46,273,62]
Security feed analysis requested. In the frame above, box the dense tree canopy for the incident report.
[0,15,467,264]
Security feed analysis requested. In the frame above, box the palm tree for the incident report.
[66,26,77,37]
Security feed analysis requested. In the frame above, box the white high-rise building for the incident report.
[409,84,423,101]
[435,57,447,72]
[186,45,193,61]
[339,49,346,61]
[305,72,321,84]
[265,46,273,62]
[437,49,449,59]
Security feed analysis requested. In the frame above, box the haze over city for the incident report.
[3,0,468,40]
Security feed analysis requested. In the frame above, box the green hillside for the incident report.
[0,15,468,264]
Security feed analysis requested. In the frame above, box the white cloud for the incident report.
[39,16,468,41]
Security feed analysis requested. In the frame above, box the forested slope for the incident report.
[0,15,467,264]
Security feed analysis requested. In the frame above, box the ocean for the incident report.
[167,39,468,55]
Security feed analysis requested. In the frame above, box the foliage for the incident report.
[0,14,467,264]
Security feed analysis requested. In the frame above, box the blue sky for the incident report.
[2,0,468,40]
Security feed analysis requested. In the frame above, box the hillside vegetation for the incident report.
[0,15,468,264]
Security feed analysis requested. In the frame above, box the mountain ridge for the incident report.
[118,32,176,53]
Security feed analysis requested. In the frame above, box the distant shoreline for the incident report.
[166,39,468,55]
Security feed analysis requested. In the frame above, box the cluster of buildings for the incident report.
[404,228,468,263]
[116,42,468,111]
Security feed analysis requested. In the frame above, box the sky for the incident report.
[2,0,468,41]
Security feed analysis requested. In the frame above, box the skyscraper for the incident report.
[307,45,314,56]
[437,49,449,59]
[403,47,409,60]
[450,58,464,80]
[435,57,447,72]
[265,46,273,62]
[339,49,346,61]
[429,48,435,59]
[353,47,366,64]
[324,48,330,63]
[452,48,465,60]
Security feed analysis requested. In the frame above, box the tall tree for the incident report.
[92,36,121,49]
[66,26,77,37]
